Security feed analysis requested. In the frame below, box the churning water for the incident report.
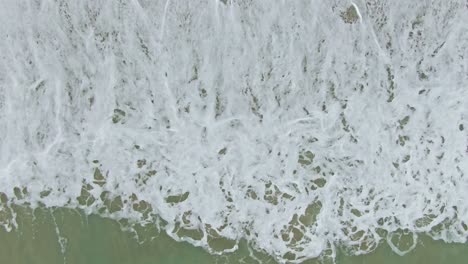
[0,0,467,263]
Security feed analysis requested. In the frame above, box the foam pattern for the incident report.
[1,0,467,263]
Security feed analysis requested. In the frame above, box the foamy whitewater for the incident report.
[0,0,467,263]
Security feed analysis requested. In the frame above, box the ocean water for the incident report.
[0,1,467,263]
[2,206,468,264]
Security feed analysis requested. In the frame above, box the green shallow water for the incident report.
[0,206,467,264]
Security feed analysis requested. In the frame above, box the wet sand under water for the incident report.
[0,206,467,264]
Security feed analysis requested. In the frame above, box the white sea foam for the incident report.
[1,0,468,263]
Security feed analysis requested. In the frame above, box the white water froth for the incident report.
[0,0,468,262]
